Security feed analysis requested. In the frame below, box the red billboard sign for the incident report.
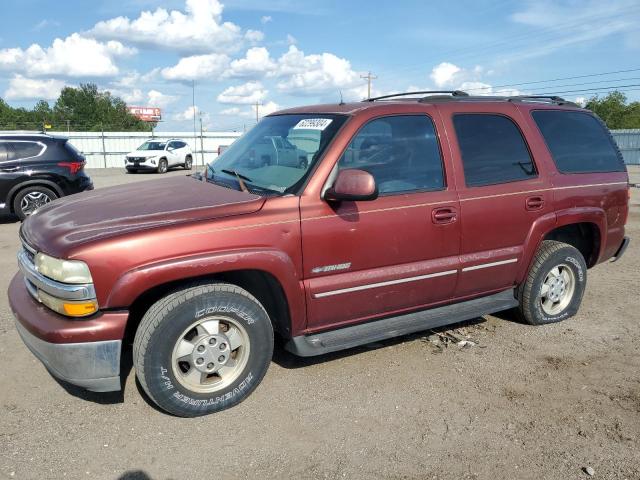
[127,106,162,122]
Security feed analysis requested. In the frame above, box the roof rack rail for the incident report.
[508,95,577,106]
[366,90,469,102]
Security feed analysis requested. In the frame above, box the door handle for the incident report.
[525,196,545,211]
[0,166,19,172]
[432,207,457,224]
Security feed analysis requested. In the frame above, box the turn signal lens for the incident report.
[63,302,98,317]
[37,290,98,318]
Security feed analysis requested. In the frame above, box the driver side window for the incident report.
[337,115,445,195]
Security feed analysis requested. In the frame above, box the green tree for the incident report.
[585,91,640,129]
[0,83,154,132]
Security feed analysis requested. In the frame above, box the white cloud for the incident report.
[4,75,66,100]
[244,29,264,43]
[217,81,267,104]
[0,33,135,77]
[219,100,279,119]
[161,53,230,81]
[274,46,362,95]
[32,19,60,31]
[286,34,297,45]
[260,15,272,24]
[89,0,244,54]
[173,105,199,122]
[227,47,276,78]
[147,89,178,108]
[430,62,461,88]
[260,100,280,116]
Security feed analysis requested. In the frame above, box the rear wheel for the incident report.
[184,155,193,170]
[133,282,274,417]
[517,240,587,325]
[157,158,168,174]
[13,186,57,220]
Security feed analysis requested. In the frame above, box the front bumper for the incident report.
[8,273,128,392]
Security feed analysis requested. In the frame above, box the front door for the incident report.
[300,113,461,331]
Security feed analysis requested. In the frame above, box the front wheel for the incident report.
[184,155,193,170]
[133,282,274,417]
[517,240,587,325]
[298,157,308,169]
[157,158,168,174]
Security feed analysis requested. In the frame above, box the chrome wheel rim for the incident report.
[171,316,250,394]
[540,264,576,315]
[20,191,52,216]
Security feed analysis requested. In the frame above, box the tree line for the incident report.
[0,83,153,132]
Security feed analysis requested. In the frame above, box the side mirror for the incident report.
[325,169,378,202]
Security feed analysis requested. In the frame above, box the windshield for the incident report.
[138,141,166,151]
[206,114,347,194]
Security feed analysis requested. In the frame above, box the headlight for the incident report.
[34,253,93,284]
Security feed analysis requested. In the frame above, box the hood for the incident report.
[21,175,265,257]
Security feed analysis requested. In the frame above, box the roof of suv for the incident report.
[0,133,67,142]
[274,91,586,116]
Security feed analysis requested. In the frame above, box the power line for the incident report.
[360,71,378,100]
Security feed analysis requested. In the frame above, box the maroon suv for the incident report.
[9,91,630,417]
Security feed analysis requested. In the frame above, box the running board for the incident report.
[285,289,518,357]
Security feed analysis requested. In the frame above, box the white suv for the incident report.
[125,139,193,174]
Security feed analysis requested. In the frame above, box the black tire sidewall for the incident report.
[141,289,273,417]
[13,186,57,220]
[525,247,587,324]
[158,159,167,173]
[185,156,192,170]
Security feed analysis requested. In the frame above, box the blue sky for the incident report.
[0,0,639,131]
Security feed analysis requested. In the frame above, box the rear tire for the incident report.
[157,158,168,174]
[13,185,58,221]
[517,240,587,325]
[133,282,274,417]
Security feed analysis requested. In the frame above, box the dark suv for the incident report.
[9,92,630,417]
[0,134,93,220]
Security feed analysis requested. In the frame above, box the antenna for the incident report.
[339,89,344,105]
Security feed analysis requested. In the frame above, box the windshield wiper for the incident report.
[221,169,250,192]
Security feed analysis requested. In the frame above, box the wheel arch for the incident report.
[122,269,294,347]
[8,179,63,213]
[517,208,605,284]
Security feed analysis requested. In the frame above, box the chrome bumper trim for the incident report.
[15,320,121,392]
[17,249,96,301]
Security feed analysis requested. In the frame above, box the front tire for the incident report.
[133,282,274,417]
[157,158,168,174]
[517,240,587,325]
[184,155,193,170]
[13,185,58,221]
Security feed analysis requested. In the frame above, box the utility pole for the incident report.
[199,112,205,166]
[360,71,377,99]
[192,80,197,159]
[66,119,70,134]
[253,101,262,123]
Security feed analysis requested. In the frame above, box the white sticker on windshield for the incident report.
[292,118,333,130]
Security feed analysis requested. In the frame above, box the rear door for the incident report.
[300,112,461,331]
[438,103,553,298]
[166,141,181,166]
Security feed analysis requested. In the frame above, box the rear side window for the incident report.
[338,115,445,195]
[532,110,625,173]
[10,141,44,160]
[453,114,536,187]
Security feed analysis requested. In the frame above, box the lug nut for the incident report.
[220,343,227,350]
[196,358,204,365]
[209,338,217,346]
[197,345,205,353]
[218,355,225,362]
[207,363,214,369]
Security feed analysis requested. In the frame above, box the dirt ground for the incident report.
[0,167,638,480]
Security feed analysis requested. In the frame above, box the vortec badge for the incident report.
[311,263,352,274]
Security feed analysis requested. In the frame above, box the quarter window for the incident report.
[0,142,9,162]
[532,110,625,173]
[453,114,536,187]
[337,115,445,194]
[10,141,43,160]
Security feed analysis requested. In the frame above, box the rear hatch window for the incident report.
[532,110,625,173]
